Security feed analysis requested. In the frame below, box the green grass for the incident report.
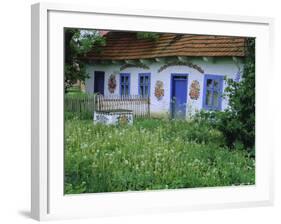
[66,86,84,94]
[64,117,255,194]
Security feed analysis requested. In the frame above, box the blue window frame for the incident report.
[138,73,151,96]
[202,74,224,111]
[120,73,130,95]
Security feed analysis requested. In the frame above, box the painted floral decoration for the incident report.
[117,114,129,125]
[108,74,116,93]
[189,80,200,100]
[154,80,164,100]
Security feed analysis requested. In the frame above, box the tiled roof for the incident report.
[84,32,246,60]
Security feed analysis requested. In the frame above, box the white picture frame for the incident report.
[31,2,274,221]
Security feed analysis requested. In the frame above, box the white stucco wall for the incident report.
[85,58,243,117]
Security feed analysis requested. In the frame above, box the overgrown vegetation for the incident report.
[65,117,255,194]
[218,38,255,153]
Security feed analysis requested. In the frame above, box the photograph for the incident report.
[63,28,255,194]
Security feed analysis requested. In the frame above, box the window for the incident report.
[120,73,130,95]
[203,75,223,110]
[138,73,150,96]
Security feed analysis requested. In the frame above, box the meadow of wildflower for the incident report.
[64,116,255,194]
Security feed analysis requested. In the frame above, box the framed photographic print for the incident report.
[31,2,274,221]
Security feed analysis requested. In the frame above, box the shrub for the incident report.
[218,38,255,153]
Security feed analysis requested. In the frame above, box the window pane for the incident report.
[145,76,149,85]
[214,79,220,89]
[140,86,143,96]
[206,90,212,106]
[123,86,126,95]
[125,86,129,95]
[121,76,124,83]
[121,85,124,95]
[207,79,212,88]
[139,75,150,96]
[140,76,144,85]
[144,86,148,96]
[213,91,219,107]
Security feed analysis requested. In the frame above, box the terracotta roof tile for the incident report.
[84,32,246,60]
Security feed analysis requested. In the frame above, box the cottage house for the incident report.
[83,31,245,118]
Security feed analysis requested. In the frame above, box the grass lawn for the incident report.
[64,117,255,194]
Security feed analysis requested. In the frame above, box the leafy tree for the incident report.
[64,28,106,92]
[216,38,255,153]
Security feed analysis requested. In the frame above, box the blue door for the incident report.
[94,71,105,95]
[171,74,188,119]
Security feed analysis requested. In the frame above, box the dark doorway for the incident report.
[94,71,105,95]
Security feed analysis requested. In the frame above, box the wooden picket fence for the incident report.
[64,94,96,114]
[65,94,150,118]
[96,95,150,117]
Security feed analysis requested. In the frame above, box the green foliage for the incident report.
[64,29,106,92]
[216,38,255,153]
[136,32,160,41]
[64,118,255,194]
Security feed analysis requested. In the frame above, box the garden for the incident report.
[64,113,255,194]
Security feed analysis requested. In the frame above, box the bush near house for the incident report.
[194,38,255,155]
[218,38,255,153]
[64,116,255,194]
